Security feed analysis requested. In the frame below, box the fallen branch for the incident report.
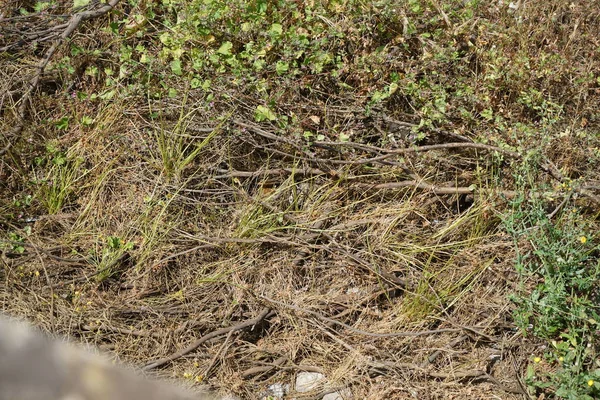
[143,308,273,371]
[260,295,491,339]
[355,180,517,197]
[213,167,331,179]
[240,356,287,378]
[316,141,520,160]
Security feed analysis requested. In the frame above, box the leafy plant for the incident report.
[505,159,600,399]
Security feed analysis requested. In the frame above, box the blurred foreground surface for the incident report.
[0,315,210,400]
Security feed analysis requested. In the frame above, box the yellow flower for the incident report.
[183,372,192,379]
[588,380,594,387]
[580,236,587,244]
[559,357,564,362]
[534,357,541,363]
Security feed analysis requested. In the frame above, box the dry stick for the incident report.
[261,295,488,339]
[49,252,127,289]
[241,359,325,380]
[240,355,287,379]
[234,121,599,207]
[213,167,330,179]
[356,179,518,197]
[232,121,520,197]
[142,308,273,371]
[81,324,164,339]
[369,360,525,395]
[233,119,303,151]
[237,121,405,167]
[0,0,120,155]
[202,329,235,379]
[420,334,469,368]
[327,142,520,165]
[547,191,572,219]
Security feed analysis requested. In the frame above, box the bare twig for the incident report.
[143,308,273,371]
[421,334,469,367]
[213,167,331,180]
[240,356,287,378]
[356,180,517,197]
[363,142,521,163]
[202,330,235,378]
[81,323,164,338]
[369,360,525,395]
[260,295,491,339]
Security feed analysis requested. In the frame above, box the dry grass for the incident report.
[2,0,600,399]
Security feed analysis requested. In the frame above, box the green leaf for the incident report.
[269,23,283,37]
[339,132,350,142]
[73,0,90,8]
[81,116,94,126]
[107,236,121,249]
[171,59,182,75]
[34,1,52,12]
[159,32,172,46]
[100,89,115,100]
[276,61,289,75]
[52,153,67,166]
[481,108,494,121]
[191,78,202,89]
[217,41,233,56]
[371,90,389,103]
[55,117,69,130]
[255,105,277,122]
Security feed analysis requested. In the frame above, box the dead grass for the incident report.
[2,0,600,399]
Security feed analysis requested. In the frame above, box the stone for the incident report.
[295,372,325,393]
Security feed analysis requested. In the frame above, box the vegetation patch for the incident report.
[1,0,600,398]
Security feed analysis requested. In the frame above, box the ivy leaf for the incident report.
[73,0,90,8]
[269,23,283,37]
[171,59,182,76]
[217,41,233,56]
[81,116,94,126]
[276,61,289,75]
[255,105,277,122]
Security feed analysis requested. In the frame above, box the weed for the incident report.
[36,153,85,214]
[505,161,600,399]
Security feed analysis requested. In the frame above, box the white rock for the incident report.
[261,383,289,399]
[295,372,325,393]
